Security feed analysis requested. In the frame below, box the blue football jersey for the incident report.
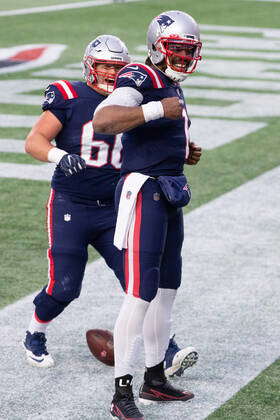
[115,63,190,177]
[42,80,121,201]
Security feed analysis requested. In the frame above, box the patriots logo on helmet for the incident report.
[91,39,101,48]
[119,70,147,87]
[157,14,175,31]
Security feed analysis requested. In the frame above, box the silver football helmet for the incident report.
[147,10,202,82]
[82,35,131,93]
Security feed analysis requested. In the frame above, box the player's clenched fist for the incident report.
[161,97,183,120]
[185,142,202,165]
[59,154,87,177]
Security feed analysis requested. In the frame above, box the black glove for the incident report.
[58,154,87,177]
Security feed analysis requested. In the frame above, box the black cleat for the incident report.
[111,375,144,419]
[138,374,194,405]
[110,395,144,419]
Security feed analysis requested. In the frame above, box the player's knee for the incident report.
[160,256,182,289]
[140,267,160,302]
[48,248,86,301]
[33,288,72,322]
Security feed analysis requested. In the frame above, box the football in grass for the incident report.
[86,329,114,366]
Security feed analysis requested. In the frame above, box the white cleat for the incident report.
[164,335,198,378]
[23,331,54,368]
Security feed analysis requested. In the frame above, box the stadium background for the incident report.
[0,0,279,419]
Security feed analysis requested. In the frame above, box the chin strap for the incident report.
[96,83,114,93]
[164,66,188,82]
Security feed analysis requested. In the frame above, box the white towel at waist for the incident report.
[114,172,150,250]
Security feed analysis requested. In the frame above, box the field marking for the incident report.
[0,118,266,162]
[0,162,54,180]
[0,139,25,153]
[200,24,280,38]
[0,166,279,419]
[0,0,142,17]
[1,23,280,160]
[190,119,266,149]
[0,114,37,127]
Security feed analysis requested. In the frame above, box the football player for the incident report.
[23,35,199,382]
[93,12,202,420]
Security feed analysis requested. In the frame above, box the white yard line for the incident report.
[0,0,142,17]
[0,166,279,419]
[0,162,54,180]
[0,120,266,156]
[0,139,25,153]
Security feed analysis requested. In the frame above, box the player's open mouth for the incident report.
[173,62,188,72]
[105,78,115,85]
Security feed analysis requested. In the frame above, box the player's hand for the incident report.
[58,154,87,176]
[161,97,183,120]
[185,142,202,165]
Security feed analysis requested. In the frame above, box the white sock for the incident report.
[143,288,177,367]
[114,294,149,378]
[28,312,51,334]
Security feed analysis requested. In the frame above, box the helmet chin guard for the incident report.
[147,11,202,80]
[82,35,131,93]
[165,66,188,82]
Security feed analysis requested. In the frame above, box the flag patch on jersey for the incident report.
[119,70,147,87]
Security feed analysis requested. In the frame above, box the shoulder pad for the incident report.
[42,80,78,110]
[51,80,78,100]
[116,63,165,90]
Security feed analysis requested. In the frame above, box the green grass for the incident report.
[0,0,279,418]
[0,152,42,164]
[208,359,280,420]
[186,117,280,210]
[0,0,99,11]
[0,103,40,115]
[0,127,30,139]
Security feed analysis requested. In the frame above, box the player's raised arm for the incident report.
[93,84,183,135]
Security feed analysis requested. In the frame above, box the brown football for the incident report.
[86,329,115,366]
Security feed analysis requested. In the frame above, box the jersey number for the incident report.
[80,121,122,168]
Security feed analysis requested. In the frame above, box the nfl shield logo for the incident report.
[126,191,132,199]
[64,213,71,222]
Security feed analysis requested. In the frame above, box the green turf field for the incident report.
[0,0,279,418]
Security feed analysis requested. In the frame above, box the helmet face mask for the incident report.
[84,57,125,93]
[147,11,202,82]
[82,35,131,94]
[158,37,202,75]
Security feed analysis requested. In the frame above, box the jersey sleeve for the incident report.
[42,83,72,124]
[115,63,156,94]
